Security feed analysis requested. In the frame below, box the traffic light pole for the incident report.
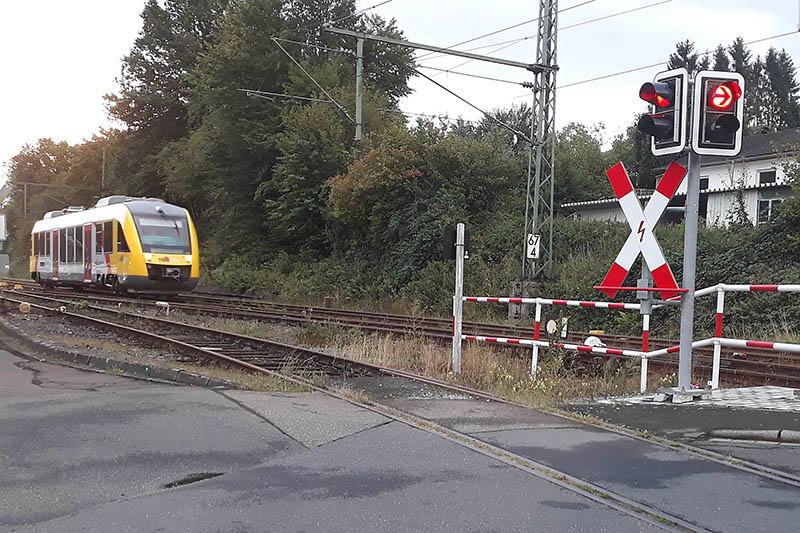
[677,150,701,394]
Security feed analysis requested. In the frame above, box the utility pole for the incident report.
[524,0,558,281]
[512,0,558,319]
[355,38,364,142]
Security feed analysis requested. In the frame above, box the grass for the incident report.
[44,310,670,405]
[40,332,310,393]
[168,314,662,406]
[170,362,310,392]
[325,333,644,408]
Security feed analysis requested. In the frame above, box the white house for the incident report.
[562,129,799,227]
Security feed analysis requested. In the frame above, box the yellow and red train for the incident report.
[30,196,199,294]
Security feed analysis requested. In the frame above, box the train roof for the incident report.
[31,197,187,233]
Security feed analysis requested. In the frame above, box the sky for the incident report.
[1,0,799,185]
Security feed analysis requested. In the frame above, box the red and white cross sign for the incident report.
[600,161,687,300]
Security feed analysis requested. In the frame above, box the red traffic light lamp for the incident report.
[637,68,687,156]
[692,71,745,156]
[639,82,673,108]
[708,81,741,109]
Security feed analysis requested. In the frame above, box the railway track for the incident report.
[4,287,800,533]
[4,279,800,387]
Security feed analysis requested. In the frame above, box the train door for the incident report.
[52,229,59,280]
[83,224,92,283]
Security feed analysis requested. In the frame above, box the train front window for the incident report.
[133,214,191,254]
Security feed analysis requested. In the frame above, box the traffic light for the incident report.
[637,67,687,156]
[692,70,745,156]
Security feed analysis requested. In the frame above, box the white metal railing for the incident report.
[454,283,800,393]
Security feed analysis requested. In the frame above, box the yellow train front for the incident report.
[30,196,199,294]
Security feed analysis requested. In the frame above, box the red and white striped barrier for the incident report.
[715,337,800,354]
[463,335,545,347]
[464,296,641,310]
[456,272,800,393]
[692,283,800,387]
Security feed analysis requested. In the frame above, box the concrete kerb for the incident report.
[707,428,800,444]
[0,317,235,390]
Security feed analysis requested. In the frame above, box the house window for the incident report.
[699,177,709,190]
[759,169,776,185]
[758,198,782,225]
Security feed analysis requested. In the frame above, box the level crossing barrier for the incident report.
[454,284,800,393]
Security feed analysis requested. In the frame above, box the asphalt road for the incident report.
[0,348,658,532]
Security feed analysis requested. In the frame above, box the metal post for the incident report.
[640,357,648,394]
[24,183,28,218]
[102,147,106,189]
[451,223,465,374]
[678,151,702,391]
[355,38,363,142]
[710,287,725,389]
[531,300,542,378]
[638,265,652,393]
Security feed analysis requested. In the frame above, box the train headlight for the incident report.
[145,253,152,261]
[184,255,192,263]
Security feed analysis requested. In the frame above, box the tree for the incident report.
[668,40,701,74]
[712,45,730,71]
[105,0,229,198]
[763,48,800,130]
[554,123,612,205]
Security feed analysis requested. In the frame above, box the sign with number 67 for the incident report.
[526,233,541,260]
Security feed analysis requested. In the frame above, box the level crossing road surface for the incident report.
[0,347,654,532]
[565,391,800,478]
[2,344,800,532]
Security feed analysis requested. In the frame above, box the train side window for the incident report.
[116,222,130,252]
[59,230,66,262]
[45,232,50,256]
[95,223,103,253]
[76,226,83,260]
[66,227,75,263]
[103,221,112,252]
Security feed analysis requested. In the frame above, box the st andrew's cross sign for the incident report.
[599,161,688,300]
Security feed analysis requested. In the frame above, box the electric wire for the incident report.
[415,65,524,85]
[300,0,395,31]
[421,0,673,79]
[411,67,532,143]
[239,89,336,105]
[272,37,354,56]
[378,108,483,124]
[552,29,800,92]
[271,38,355,122]
[415,0,598,62]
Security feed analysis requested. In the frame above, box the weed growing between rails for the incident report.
[329,334,647,407]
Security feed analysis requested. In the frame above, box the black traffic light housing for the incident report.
[637,68,687,156]
[692,71,745,156]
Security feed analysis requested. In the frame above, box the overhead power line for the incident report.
[415,0,598,62]
[419,0,673,73]
[415,65,525,86]
[411,67,532,144]
[272,37,354,56]
[239,89,335,105]
[271,38,354,122]
[551,28,800,92]
[299,0,396,31]
[378,108,483,125]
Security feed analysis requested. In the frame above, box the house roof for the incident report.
[679,128,800,167]
[562,129,800,210]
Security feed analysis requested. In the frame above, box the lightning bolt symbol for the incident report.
[637,220,646,242]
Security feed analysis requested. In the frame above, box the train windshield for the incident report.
[133,214,192,254]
